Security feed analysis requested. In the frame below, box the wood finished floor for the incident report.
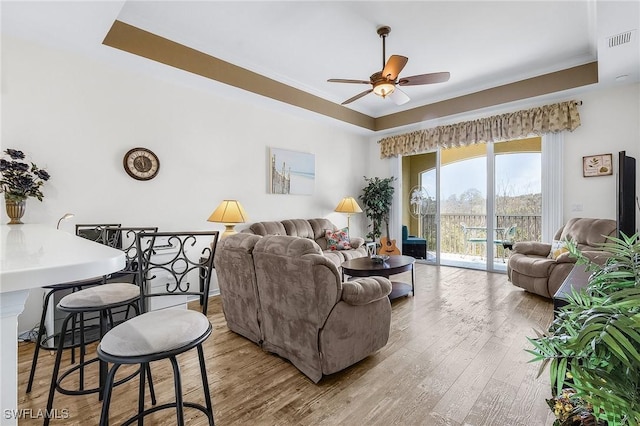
[18,264,557,425]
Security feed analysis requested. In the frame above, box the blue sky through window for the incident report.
[421,153,541,200]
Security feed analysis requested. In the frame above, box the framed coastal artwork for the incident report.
[583,153,613,177]
[269,147,315,195]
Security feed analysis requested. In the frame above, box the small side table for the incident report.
[341,255,415,300]
[552,264,590,316]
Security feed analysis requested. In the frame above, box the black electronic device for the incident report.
[617,150,637,239]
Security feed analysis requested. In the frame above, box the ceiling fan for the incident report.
[328,26,450,106]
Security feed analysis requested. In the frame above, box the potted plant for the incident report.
[0,148,50,224]
[359,176,395,243]
[527,233,640,426]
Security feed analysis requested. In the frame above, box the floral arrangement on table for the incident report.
[0,148,50,202]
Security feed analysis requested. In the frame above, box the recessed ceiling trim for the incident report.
[102,20,375,131]
[375,62,598,131]
[103,20,598,134]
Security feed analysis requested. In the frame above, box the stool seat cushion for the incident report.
[99,309,210,357]
[58,283,139,310]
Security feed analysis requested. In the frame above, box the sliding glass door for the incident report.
[440,144,488,270]
[493,139,542,271]
[402,137,541,272]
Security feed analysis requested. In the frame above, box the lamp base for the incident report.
[221,224,237,239]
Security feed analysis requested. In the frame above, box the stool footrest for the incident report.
[121,402,213,426]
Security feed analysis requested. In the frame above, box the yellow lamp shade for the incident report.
[334,197,362,214]
[207,200,249,238]
[334,197,362,236]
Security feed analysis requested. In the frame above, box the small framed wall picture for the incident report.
[583,153,613,177]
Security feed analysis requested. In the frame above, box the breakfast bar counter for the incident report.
[0,224,125,425]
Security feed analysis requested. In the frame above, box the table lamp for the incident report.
[334,196,362,235]
[207,200,249,238]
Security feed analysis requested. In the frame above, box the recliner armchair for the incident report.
[507,217,616,298]
[215,233,392,383]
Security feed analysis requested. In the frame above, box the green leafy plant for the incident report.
[527,233,640,426]
[0,148,50,202]
[359,176,395,242]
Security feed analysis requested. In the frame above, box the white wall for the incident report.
[1,36,371,333]
[563,83,640,224]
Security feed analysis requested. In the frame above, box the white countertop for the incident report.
[0,223,127,424]
[0,224,126,293]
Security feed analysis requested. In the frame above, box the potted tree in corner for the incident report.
[527,233,640,426]
[359,176,396,253]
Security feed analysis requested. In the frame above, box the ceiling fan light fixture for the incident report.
[328,25,449,105]
[373,81,395,98]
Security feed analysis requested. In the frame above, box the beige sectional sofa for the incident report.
[214,232,392,383]
[243,218,369,268]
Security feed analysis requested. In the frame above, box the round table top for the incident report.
[341,255,415,275]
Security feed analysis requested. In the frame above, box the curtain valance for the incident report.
[378,100,581,158]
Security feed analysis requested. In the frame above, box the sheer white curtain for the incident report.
[541,133,564,243]
[390,156,402,247]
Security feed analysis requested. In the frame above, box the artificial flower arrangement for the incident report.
[0,148,50,202]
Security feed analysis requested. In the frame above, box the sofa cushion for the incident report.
[245,218,367,263]
[339,248,366,261]
[556,218,617,250]
[325,227,352,250]
[282,219,315,239]
[322,250,345,268]
[307,218,337,240]
[249,221,286,236]
[256,233,323,257]
[509,253,556,278]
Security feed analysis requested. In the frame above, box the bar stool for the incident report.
[43,226,158,426]
[97,230,219,426]
[26,223,121,394]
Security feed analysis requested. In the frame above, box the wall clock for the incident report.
[123,147,160,180]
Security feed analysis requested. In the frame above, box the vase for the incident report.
[5,198,26,224]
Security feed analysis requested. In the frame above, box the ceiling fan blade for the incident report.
[328,79,371,85]
[389,87,410,105]
[398,72,450,86]
[382,55,408,81]
[341,89,373,105]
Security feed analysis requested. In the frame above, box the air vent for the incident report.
[608,30,636,48]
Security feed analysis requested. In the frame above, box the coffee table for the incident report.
[341,255,415,300]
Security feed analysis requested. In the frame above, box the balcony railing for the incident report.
[418,214,542,258]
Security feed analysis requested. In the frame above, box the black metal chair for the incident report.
[76,223,122,246]
[97,230,219,426]
[26,223,121,394]
[43,226,159,426]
